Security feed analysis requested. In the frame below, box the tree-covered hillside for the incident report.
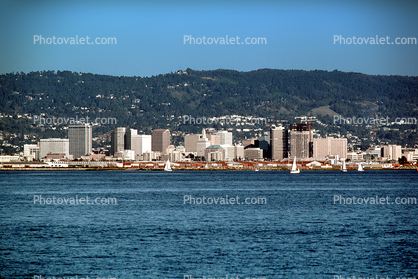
[1,68,417,152]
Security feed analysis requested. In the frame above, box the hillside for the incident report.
[1,68,417,153]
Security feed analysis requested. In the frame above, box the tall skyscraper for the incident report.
[215,131,233,145]
[258,136,270,158]
[151,129,170,153]
[110,127,126,155]
[68,124,92,159]
[289,124,311,159]
[270,126,288,161]
[184,134,201,153]
[382,145,402,161]
[125,128,138,150]
[126,128,152,159]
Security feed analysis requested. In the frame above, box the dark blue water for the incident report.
[0,170,417,279]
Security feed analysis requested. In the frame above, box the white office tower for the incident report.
[382,145,402,161]
[197,129,211,157]
[24,144,40,160]
[40,139,70,159]
[126,129,152,160]
[234,145,244,161]
[220,144,235,161]
[313,137,347,160]
[215,131,233,145]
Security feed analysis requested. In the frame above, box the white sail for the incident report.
[290,156,300,174]
[341,160,347,172]
[164,160,172,171]
[358,163,364,172]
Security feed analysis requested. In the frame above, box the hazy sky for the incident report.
[1,0,417,77]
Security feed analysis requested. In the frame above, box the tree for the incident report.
[398,156,408,165]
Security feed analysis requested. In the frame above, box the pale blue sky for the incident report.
[1,0,417,76]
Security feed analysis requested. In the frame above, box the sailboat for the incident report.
[357,163,364,172]
[341,160,347,172]
[290,156,300,174]
[164,160,172,171]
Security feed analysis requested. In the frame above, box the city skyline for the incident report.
[18,123,414,164]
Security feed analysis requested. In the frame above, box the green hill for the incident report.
[1,68,417,152]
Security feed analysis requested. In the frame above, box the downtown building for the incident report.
[39,138,70,159]
[110,127,126,155]
[185,129,223,159]
[215,131,233,145]
[313,137,347,160]
[270,126,288,161]
[125,128,152,160]
[289,124,312,159]
[68,124,92,159]
[23,144,40,161]
[382,145,402,161]
[151,129,171,153]
[184,134,201,153]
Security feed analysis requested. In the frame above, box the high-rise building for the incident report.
[110,127,126,155]
[234,145,245,160]
[220,144,235,161]
[126,128,152,160]
[125,128,138,150]
[208,134,221,146]
[382,145,402,161]
[313,137,347,159]
[68,124,92,159]
[197,129,211,157]
[23,144,39,160]
[289,124,311,159]
[215,131,233,145]
[258,136,270,159]
[270,126,288,161]
[40,138,69,158]
[151,129,170,153]
[184,134,201,153]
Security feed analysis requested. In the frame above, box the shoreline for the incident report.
[1,167,417,171]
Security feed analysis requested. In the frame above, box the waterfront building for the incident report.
[110,127,126,155]
[69,124,92,159]
[270,126,288,160]
[313,137,347,160]
[40,138,69,159]
[23,144,39,160]
[215,131,233,145]
[151,129,171,153]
